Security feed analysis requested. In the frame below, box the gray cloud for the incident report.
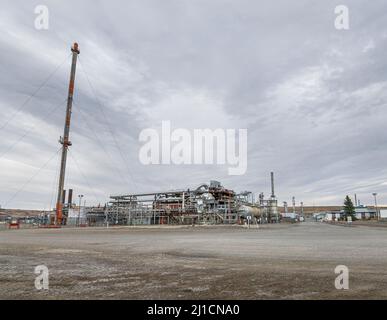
[1,0,387,209]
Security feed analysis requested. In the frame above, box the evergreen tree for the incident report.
[343,195,356,220]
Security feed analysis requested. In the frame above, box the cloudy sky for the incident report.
[1,0,387,209]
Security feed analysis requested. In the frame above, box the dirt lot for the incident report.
[0,222,386,299]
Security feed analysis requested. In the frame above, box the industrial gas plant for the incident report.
[52,172,281,227]
[22,42,282,228]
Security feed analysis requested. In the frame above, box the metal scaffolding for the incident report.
[84,177,280,226]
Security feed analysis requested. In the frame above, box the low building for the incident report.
[316,206,376,222]
[352,206,376,220]
[379,209,387,219]
[324,211,342,221]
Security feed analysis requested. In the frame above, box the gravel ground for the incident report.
[0,222,386,299]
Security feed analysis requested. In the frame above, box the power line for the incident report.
[77,57,139,191]
[48,149,61,211]
[0,53,71,132]
[74,101,130,187]
[68,149,99,203]
[0,99,67,160]
[3,147,62,208]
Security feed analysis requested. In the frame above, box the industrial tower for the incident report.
[55,43,80,225]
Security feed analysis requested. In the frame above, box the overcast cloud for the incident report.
[1,0,387,209]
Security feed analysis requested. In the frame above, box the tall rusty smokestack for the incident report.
[55,43,80,225]
[270,172,275,198]
[62,190,66,204]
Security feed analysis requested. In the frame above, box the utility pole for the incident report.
[372,193,379,221]
[292,196,296,214]
[55,43,80,225]
[78,194,84,226]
